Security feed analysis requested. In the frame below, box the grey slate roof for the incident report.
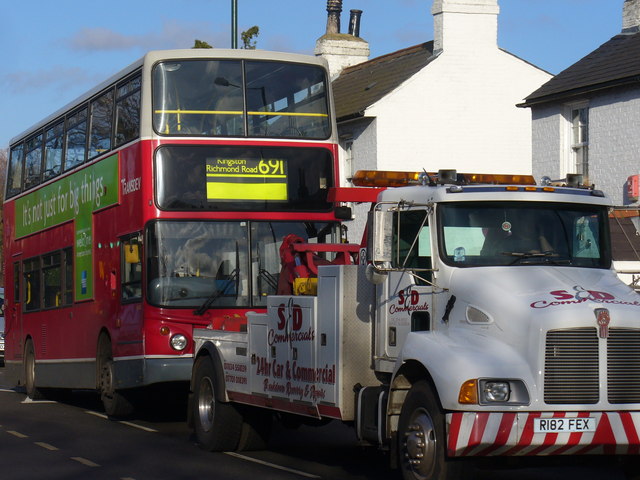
[610,216,640,261]
[522,32,640,107]
[332,41,436,121]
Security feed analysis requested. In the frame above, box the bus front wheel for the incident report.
[97,336,134,418]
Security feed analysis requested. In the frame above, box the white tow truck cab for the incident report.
[190,170,640,480]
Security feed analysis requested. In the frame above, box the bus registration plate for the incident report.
[533,417,596,433]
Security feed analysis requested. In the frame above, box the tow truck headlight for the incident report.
[170,334,188,351]
[459,379,530,405]
[482,381,510,402]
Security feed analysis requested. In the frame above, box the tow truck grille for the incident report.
[544,328,599,404]
[544,327,640,404]
[608,328,640,403]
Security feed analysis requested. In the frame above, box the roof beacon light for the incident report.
[438,169,458,185]
[351,169,536,188]
[351,170,422,187]
[566,174,584,188]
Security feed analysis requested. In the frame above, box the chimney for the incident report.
[315,2,370,79]
[326,0,342,35]
[349,9,363,37]
[432,0,500,54]
[623,0,640,34]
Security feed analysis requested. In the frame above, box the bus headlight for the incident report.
[170,334,188,351]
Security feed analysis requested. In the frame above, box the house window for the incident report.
[341,138,354,185]
[570,105,589,180]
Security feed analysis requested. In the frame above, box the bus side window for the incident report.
[24,133,43,190]
[88,89,114,159]
[7,144,24,198]
[44,122,64,181]
[42,252,62,309]
[63,248,73,305]
[115,75,141,147]
[13,261,20,309]
[64,107,88,171]
[24,258,41,312]
[121,234,142,302]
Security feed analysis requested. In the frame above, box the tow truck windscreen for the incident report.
[437,202,611,268]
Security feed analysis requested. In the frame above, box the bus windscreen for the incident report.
[152,59,330,139]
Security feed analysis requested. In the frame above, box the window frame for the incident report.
[564,101,589,181]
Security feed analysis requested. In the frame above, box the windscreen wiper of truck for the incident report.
[503,251,572,266]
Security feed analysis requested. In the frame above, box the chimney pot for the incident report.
[326,0,343,35]
[348,9,363,37]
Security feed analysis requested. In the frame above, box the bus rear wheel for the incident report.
[97,336,134,418]
[24,339,44,400]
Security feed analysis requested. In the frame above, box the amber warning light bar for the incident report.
[351,169,536,188]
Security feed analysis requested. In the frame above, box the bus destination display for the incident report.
[206,158,288,201]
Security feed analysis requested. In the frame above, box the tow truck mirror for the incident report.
[368,209,393,268]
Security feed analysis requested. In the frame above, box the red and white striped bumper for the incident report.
[447,411,640,457]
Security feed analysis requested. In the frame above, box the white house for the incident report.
[318,0,551,180]
[315,0,552,239]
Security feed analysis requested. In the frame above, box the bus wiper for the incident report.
[193,269,238,316]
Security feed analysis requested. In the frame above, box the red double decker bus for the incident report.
[4,49,343,416]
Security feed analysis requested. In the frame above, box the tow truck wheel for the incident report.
[193,355,243,451]
[398,381,462,480]
[237,407,272,451]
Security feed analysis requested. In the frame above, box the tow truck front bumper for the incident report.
[447,411,640,457]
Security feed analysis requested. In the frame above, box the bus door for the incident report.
[118,233,143,355]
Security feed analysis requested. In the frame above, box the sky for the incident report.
[0,0,625,149]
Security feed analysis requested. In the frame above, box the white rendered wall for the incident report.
[366,46,551,174]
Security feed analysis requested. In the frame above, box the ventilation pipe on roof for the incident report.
[348,9,363,37]
[623,0,640,34]
[326,0,343,35]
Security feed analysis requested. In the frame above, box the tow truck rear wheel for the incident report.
[398,381,463,480]
[193,355,243,451]
[237,407,272,451]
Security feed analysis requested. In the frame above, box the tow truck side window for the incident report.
[392,209,432,283]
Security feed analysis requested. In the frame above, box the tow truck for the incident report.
[189,170,640,480]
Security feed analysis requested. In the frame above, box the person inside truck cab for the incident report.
[481,214,553,256]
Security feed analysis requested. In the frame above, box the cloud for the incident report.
[67,27,140,51]
[65,20,228,52]
[263,34,313,55]
[1,66,99,95]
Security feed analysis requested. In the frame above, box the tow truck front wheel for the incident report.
[193,355,243,451]
[398,381,463,480]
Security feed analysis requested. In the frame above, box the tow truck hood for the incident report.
[447,265,640,339]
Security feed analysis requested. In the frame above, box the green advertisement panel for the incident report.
[15,154,120,301]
